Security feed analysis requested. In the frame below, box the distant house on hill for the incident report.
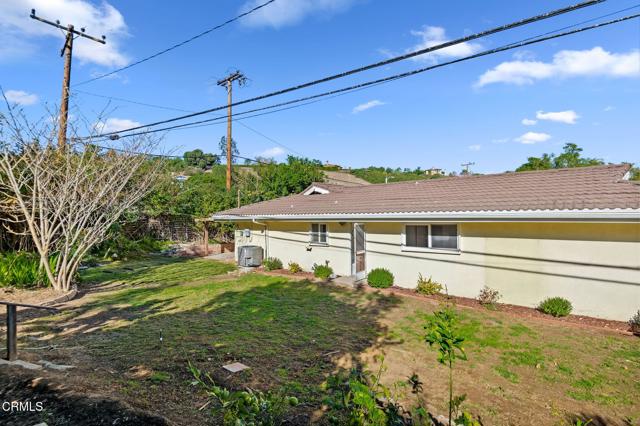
[323,161,342,170]
[425,167,445,176]
[211,164,640,321]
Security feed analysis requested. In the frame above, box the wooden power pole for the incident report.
[217,71,247,191]
[30,9,106,149]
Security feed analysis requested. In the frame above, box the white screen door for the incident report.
[353,223,366,280]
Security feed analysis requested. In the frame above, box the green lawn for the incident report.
[20,257,640,426]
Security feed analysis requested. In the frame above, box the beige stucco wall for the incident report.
[235,221,352,275]
[234,220,640,321]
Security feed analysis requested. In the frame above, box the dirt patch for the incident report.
[367,285,633,334]
[258,268,317,281]
[0,287,70,306]
[0,369,170,426]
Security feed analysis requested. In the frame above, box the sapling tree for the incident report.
[0,104,163,291]
[424,308,471,426]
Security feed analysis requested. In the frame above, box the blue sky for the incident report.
[1,0,639,173]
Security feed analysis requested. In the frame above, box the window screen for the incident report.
[405,225,428,248]
[430,224,458,249]
[310,223,327,244]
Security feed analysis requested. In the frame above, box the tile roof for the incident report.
[215,164,640,218]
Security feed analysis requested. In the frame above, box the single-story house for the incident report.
[211,164,640,321]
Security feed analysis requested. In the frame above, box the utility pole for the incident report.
[30,9,106,149]
[217,71,247,191]
[461,162,475,175]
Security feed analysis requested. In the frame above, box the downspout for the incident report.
[252,218,268,259]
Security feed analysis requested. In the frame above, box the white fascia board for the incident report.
[302,186,330,195]
[211,209,640,223]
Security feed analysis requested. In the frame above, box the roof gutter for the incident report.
[211,209,640,223]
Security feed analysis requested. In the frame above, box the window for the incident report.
[404,224,458,251]
[431,224,458,249]
[405,225,428,248]
[310,223,328,244]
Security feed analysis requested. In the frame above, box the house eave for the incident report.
[211,209,640,223]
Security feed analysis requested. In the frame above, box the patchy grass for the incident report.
[14,257,640,426]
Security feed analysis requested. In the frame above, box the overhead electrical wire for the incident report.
[73,89,307,156]
[73,0,277,86]
[85,12,640,143]
[84,0,605,139]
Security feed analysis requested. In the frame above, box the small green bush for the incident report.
[416,273,443,295]
[287,261,302,273]
[367,268,394,288]
[312,261,333,279]
[190,362,297,425]
[0,252,57,288]
[263,257,283,271]
[538,297,573,317]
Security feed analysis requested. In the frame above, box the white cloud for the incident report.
[408,26,482,63]
[521,118,537,126]
[514,131,551,145]
[604,105,615,112]
[258,146,286,158]
[352,100,385,114]
[512,50,536,61]
[536,110,579,124]
[468,144,481,151]
[0,0,129,67]
[240,0,356,28]
[491,138,509,144]
[4,89,39,106]
[94,118,141,134]
[476,47,640,87]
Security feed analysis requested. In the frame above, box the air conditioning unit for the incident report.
[238,245,263,267]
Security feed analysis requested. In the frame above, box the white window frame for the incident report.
[401,223,460,254]
[309,223,329,245]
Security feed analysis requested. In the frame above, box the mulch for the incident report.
[256,268,318,281]
[376,286,634,334]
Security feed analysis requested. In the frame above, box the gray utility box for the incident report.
[238,245,263,267]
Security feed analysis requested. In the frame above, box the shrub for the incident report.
[287,261,302,273]
[91,234,170,260]
[367,268,394,288]
[262,257,283,271]
[190,362,297,425]
[538,297,573,317]
[312,261,333,279]
[629,310,640,334]
[477,285,501,306]
[323,358,428,425]
[416,273,443,295]
[0,252,57,288]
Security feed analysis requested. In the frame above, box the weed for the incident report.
[263,257,283,271]
[416,273,443,295]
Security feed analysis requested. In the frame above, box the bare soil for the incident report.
[379,286,632,333]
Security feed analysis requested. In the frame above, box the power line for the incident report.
[73,0,277,86]
[73,89,192,112]
[87,80,386,141]
[85,0,604,138]
[73,89,307,157]
[86,12,640,142]
[81,142,273,165]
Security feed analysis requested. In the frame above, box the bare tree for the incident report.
[0,106,164,292]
